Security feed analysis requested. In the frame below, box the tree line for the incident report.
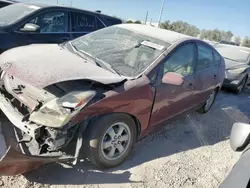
[125,19,250,48]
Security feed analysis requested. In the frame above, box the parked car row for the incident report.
[0,1,248,177]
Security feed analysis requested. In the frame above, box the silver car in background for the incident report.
[213,44,250,93]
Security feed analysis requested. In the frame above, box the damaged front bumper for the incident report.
[0,122,61,176]
[0,93,77,176]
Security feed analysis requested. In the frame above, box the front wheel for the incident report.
[197,89,218,114]
[83,113,137,168]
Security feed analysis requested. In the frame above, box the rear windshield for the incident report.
[0,3,40,27]
[99,15,122,26]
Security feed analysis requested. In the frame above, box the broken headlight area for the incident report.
[22,124,79,156]
[22,90,96,155]
[29,90,96,128]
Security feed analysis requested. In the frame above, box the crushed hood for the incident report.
[224,59,249,70]
[0,44,125,88]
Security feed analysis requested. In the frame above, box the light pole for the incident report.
[157,0,165,28]
[57,0,58,4]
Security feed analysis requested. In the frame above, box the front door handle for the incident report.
[213,75,217,79]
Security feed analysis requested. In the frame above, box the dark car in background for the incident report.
[213,44,250,93]
[0,2,122,53]
[0,0,14,8]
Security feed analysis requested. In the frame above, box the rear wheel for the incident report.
[197,89,218,114]
[83,113,137,168]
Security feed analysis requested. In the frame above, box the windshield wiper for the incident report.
[94,57,121,76]
[68,42,120,75]
[68,42,88,60]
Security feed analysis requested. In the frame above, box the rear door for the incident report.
[70,10,102,39]
[15,9,71,44]
[149,42,196,127]
[193,41,218,105]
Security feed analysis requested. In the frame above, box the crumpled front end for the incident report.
[0,121,60,176]
[0,72,94,175]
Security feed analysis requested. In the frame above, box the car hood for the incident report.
[225,58,249,70]
[0,44,125,88]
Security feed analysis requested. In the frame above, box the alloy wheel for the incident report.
[101,122,131,161]
[205,91,216,111]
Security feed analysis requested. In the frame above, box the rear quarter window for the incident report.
[98,15,122,26]
[0,2,8,8]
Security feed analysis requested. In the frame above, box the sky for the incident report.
[25,0,249,37]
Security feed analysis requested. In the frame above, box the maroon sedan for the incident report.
[0,24,225,175]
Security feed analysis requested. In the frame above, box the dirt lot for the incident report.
[1,89,250,188]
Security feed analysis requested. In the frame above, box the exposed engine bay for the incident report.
[0,71,116,159]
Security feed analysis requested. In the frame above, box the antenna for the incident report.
[144,11,148,25]
[157,0,166,28]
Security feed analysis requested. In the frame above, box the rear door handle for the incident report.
[213,75,217,79]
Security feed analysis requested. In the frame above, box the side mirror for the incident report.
[230,122,250,151]
[162,72,184,86]
[20,23,40,33]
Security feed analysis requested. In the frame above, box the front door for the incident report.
[149,42,196,127]
[15,9,71,45]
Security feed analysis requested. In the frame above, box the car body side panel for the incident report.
[220,148,250,188]
[72,77,155,137]
[193,67,217,104]
[149,74,195,127]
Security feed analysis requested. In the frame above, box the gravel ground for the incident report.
[1,88,250,188]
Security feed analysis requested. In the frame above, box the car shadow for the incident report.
[24,89,250,185]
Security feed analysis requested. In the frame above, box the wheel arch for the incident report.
[84,112,142,140]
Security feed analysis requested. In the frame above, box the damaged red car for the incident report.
[0,24,225,175]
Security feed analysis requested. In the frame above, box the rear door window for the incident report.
[71,11,97,32]
[213,50,222,66]
[196,43,214,71]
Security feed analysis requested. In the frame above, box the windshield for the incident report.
[71,26,170,77]
[0,3,40,27]
[215,45,250,63]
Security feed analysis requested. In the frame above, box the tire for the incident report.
[83,113,137,169]
[235,76,247,94]
[197,89,218,114]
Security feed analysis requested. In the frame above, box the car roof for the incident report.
[21,2,121,21]
[117,24,194,44]
[213,43,250,53]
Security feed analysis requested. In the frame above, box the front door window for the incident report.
[27,11,69,33]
